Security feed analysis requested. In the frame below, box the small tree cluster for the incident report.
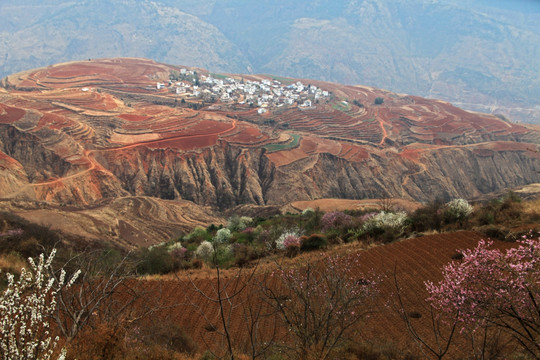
[196,241,214,261]
[227,216,253,232]
[168,242,188,260]
[214,228,232,244]
[283,233,301,249]
[275,230,301,250]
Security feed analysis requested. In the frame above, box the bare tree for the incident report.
[260,253,380,360]
[394,270,458,360]
[183,249,277,360]
[49,249,161,343]
[377,198,397,212]
[238,281,281,359]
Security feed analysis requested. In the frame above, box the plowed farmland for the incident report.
[130,231,515,357]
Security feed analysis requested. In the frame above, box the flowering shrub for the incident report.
[426,235,540,357]
[445,198,473,221]
[168,242,188,260]
[321,211,352,231]
[362,211,408,234]
[242,227,255,234]
[214,228,232,244]
[276,230,301,250]
[360,212,377,223]
[283,234,301,249]
[195,241,214,260]
[0,249,79,360]
[227,216,253,231]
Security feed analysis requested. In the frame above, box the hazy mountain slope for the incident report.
[203,0,540,122]
[0,0,250,76]
[1,0,539,123]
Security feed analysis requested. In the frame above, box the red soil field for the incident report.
[127,231,514,357]
[118,114,152,122]
[0,104,26,124]
[145,134,219,151]
[338,143,370,162]
[399,148,423,163]
[221,124,268,145]
[266,137,369,167]
[34,113,69,131]
[266,147,309,167]
[8,58,173,91]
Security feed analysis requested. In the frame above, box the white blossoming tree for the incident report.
[445,198,473,222]
[0,249,80,360]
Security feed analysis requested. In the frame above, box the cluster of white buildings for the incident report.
[155,70,331,113]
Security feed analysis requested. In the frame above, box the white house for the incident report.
[301,99,312,107]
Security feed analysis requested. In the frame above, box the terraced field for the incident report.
[1,58,540,243]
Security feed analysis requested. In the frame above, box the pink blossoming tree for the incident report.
[425,235,540,358]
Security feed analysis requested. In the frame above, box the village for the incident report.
[155,68,331,114]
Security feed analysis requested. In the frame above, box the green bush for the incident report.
[184,226,210,244]
[214,244,234,268]
[136,246,178,275]
[374,97,384,105]
[408,202,444,232]
[304,208,323,232]
[232,243,262,267]
[300,234,328,251]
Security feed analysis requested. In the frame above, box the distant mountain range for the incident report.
[1,0,539,124]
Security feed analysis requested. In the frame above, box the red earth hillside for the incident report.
[0,58,539,244]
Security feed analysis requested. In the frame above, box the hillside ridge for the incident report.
[1,58,539,245]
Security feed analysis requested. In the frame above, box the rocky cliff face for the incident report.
[262,147,540,205]
[94,142,271,209]
[89,140,540,209]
